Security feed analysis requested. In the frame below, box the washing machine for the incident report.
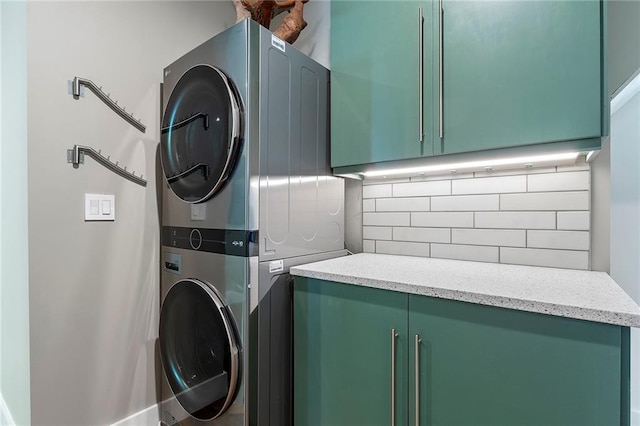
[158,19,345,426]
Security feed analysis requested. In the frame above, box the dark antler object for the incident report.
[233,0,309,44]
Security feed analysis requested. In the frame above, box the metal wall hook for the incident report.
[67,144,147,187]
[71,77,146,133]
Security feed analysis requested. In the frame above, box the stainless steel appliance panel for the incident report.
[249,250,347,426]
[258,28,344,261]
[160,248,249,426]
[161,21,255,231]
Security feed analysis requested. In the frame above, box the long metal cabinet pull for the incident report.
[391,328,398,426]
[415,334,422,426]
[419,7,424,143]
[438,0,444,139]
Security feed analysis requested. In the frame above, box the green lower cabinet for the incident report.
[409,295,629,426]
[293,278,630,426]
[293,277,409,426]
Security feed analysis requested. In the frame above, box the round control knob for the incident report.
[189,229,202,250]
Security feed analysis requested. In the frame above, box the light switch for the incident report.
[101,200,111,215]
[85,194,115,221]
[90,199,99,215]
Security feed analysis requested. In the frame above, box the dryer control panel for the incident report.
[162,226,259,257]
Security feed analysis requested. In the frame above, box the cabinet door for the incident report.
[409,295,626,426]
[331,0,433,168]
[437,0,603,155]
[294,278,409,426]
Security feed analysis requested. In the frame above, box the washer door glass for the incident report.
[161,65,242,203]
[159,279,242,421]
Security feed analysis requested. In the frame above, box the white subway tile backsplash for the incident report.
[452,175,526,195]
[410,172,475,182]
[412,212,474,228]
[363,240,376,253]
[376,240,430,257]
[475,212,556,229]
[431,244,499,263]
[363,178,411,186]
[500,191,589,211]
[377,197,431,212]
[393,180,451,197]
[431,194,499,211]
[363,212,410,227]
[557,211,590,230]
[394,227,451,243]
[500,247,589,270]
[527,230,590,250]
[359,163,591,269]
[452,229,526,247]
[527,171,590,192]
[557,163,590,172]
[363,184,392,199]
[363,226,393,241]
[363,199,376,212]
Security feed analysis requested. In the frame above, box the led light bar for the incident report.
[362,152,580,178]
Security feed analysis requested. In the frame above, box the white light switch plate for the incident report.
[85,194,115,221]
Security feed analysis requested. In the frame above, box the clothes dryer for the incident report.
[158,19,345,426]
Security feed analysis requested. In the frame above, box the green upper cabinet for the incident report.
[436,0,605,155]
[330,0,434,168]
[330,0,606,169]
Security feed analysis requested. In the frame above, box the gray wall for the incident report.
[591,0,640,273]
[610,79,640,425]
[606,2,640,422]
[27,2,236,425]
[1,2,31,425]
[608,0,640,96]
[26,2,330,425]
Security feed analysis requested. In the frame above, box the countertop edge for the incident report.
[290,266,640,328]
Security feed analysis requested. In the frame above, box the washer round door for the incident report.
[159,279,242,421]
[160,64,242,203]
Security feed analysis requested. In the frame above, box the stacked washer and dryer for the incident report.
[158,20,345,426]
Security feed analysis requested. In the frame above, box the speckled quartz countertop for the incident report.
[290,253,640,327]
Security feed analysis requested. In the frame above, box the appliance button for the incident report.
[189,229,203,250]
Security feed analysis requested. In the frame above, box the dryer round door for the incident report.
[160,64,242,203]
[159,279,242,421]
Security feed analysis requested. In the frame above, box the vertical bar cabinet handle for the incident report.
[438,0,444,139]
[415,334,422,426]
[391,328,398,426]
[419,7,424,143]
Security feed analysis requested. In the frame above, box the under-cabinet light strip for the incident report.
[362,152,580,178]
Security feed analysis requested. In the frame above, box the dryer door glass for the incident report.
[161,65,242,203]
[159,279,242,421]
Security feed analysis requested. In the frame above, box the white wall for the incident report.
[610,73,640,425]
[27,2,236,424]
[1,1,30,425]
